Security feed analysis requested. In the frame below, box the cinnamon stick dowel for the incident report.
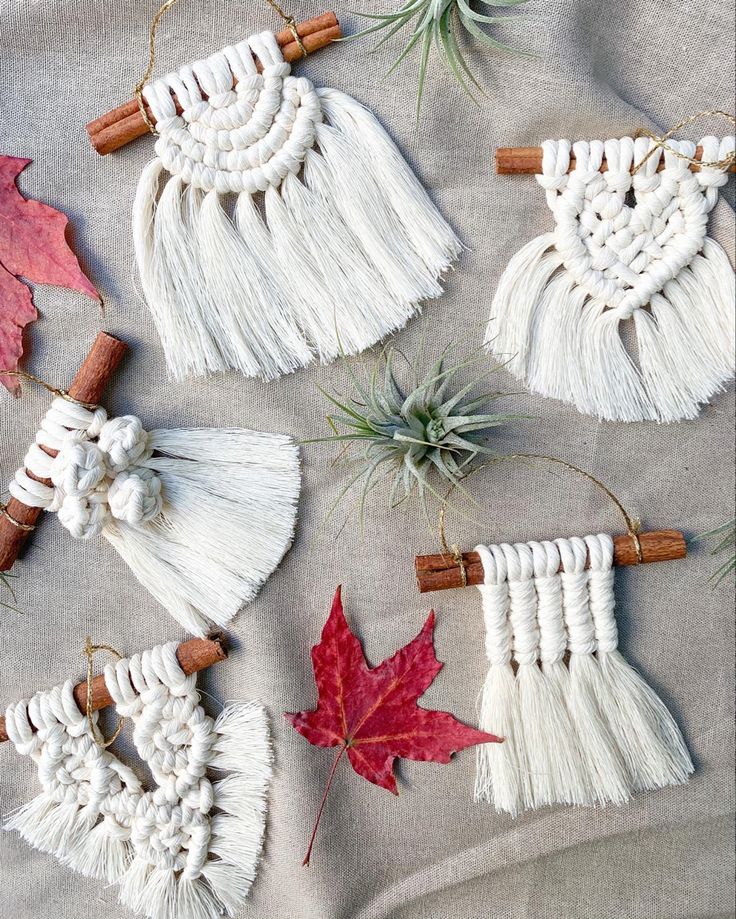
[415,530,687,593]
[0,332,128,572]
[0,636,227,743]
[496,146,736,175]
[86,12,341,156]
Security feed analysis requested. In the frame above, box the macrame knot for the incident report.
[5,637,273,910]
[143,30,323,195]
[8,399,165,540]
[502,543,540,667]
[50,432,108,499]
[57,489,110,541]
[108,468,163,526]
[533,134,734,321]
[475,544,513,667]
[98,415,153,473]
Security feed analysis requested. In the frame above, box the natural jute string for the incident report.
[632,110,736,174]
[439,504,468,586]
[134,0,308,133]
[135,0,181,133]
[438,454,644,568]
[0,370,96,409]
[83,638,125,749]
[265,0,308,56]
[0,507,35,532]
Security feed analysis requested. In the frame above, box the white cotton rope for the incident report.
[8,397,301,636]
[4,642,272,919]
[133,29,461,382]
[474,533,693,816]
[486,134,736,423]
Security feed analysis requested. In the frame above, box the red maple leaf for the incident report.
[286,586,501,865]
[0,156,98,394]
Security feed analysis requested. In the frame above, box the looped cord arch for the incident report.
[633,110,736,174]
[438,454,643,565]
[134,0,308,133]
[0,368,98,409]
[83,637,125,748]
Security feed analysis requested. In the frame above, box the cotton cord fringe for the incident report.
[474,534,693,816]
[133,29,461,381]
[486,136,735,422]
[7,397,300,636]
[4,641,272,919]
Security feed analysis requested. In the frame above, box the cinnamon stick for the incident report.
[496,146,736,175]
[0,332,128,572]
[415,530,687,593]
[86,12,341,156]
[0,635,227,743]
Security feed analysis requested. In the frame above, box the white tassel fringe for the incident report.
[104,428,300,636]
[5,702,272,919]
[474,534,693,815]
[134,68,460,382]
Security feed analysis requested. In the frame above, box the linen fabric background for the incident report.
[0,1,734,916]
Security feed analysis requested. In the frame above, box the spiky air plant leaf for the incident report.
[0,570,19,612]
[352,0,530,113]
[308,344,523,529]
[693,519,736,585]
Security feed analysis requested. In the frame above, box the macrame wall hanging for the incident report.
[415,467,694,816]
[489,119,735,422]
[0,636,272,919]
[0,333,300,635]
[86,7,461,382]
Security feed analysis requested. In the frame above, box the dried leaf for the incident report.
[286,586,501,865]
[0,156,98,393]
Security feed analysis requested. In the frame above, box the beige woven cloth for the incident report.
[0,1,734,916]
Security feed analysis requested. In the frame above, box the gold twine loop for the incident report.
[438,454,644,573]
[265,0,308,57]
[628,516,644,565]
[83,638,125,749]
[135,0,181,134]
[439,505,467,587]
[632,110,736,174]
[0,505,35,532]
[0,369,97,409]
[135,0,307,135]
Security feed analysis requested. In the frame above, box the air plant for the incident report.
[353,0,530,112]
[310,343,522,527]
[693,518,736,585]
[1,571,19,612]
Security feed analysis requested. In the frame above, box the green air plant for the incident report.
[311,344,522,527]
[1,570,19,612]
[353,0,530,112]
[694,518,736,584]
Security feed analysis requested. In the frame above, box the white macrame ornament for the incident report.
[8,397,300,636]
[486,135,735,422]
[134,29,461,381]
[474,533,693,816]
[4,642,271,919]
